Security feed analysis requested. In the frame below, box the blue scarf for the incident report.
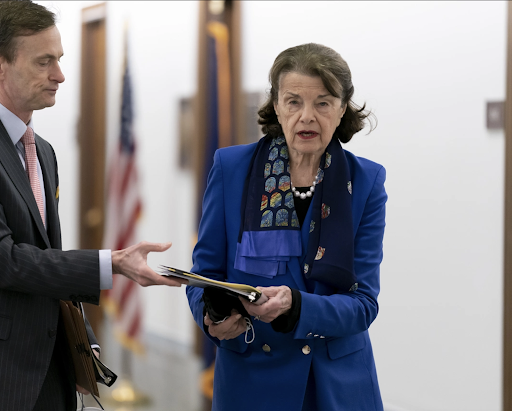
[234,135,357,291]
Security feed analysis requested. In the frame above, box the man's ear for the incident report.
[0,57,8,79]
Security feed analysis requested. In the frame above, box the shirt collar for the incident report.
[0,103,34,146]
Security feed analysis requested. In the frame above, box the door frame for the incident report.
[504,3,512,410]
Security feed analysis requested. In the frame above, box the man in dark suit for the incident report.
[0,2,185,410]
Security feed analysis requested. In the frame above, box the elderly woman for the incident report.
[187,43,386,411]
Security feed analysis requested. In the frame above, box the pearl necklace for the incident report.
[291,175,320,200]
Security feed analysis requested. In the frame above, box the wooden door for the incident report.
[78,2,107,340]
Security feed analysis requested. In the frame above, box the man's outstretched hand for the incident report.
[111,241,188,287]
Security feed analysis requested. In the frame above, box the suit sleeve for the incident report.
[186,150,228,344]
[293,166,387,339]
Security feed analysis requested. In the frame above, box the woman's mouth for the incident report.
[298,131,318,139]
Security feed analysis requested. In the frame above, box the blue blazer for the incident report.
[187,142,387,411]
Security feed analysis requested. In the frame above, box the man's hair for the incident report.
[0,1,56,62]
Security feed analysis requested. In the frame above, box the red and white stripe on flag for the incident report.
[102,57,144,354]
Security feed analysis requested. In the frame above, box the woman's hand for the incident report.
[204,309,247,340]
[240,286,293,323]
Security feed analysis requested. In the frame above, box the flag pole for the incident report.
[100,19,151,407]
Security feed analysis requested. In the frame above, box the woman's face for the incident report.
[274,72,346,160]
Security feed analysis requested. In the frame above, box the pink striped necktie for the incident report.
[21,127,45,227]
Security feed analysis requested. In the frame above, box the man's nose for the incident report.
[51,63,65,83]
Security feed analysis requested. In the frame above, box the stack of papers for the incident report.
[159,265,268,304]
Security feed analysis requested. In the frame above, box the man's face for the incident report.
[0,25,65,121]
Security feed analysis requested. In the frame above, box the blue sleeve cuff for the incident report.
[99,249,113,290]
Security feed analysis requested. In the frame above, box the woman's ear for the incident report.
[336,104,347,127]
[340,103,347,118]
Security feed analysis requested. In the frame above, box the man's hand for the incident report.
[111,241,188,287]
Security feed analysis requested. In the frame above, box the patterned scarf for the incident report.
[234,135,357,291]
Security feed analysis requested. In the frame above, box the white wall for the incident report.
[242,1,506,410]
[34,1,507,410]
[32,1,99,256]
[103,0,199,347]
[35,1,199,346]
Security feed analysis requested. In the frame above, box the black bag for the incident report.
[202,287,251,323]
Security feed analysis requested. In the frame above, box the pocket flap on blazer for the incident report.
[0,316,12,340]
[326,332,367,360]
[219,335,250,355]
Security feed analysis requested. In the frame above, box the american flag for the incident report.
[102,55,144,353]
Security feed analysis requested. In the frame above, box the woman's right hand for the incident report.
[204,309,247,340]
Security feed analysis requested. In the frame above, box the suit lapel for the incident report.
[0,122,51,248]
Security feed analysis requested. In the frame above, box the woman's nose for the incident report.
[299,105,315,124]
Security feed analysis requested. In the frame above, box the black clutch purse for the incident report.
[202,286,250,323]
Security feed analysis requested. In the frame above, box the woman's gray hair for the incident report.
[258,43,375,143]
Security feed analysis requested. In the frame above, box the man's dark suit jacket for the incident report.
[0,121,101,410]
